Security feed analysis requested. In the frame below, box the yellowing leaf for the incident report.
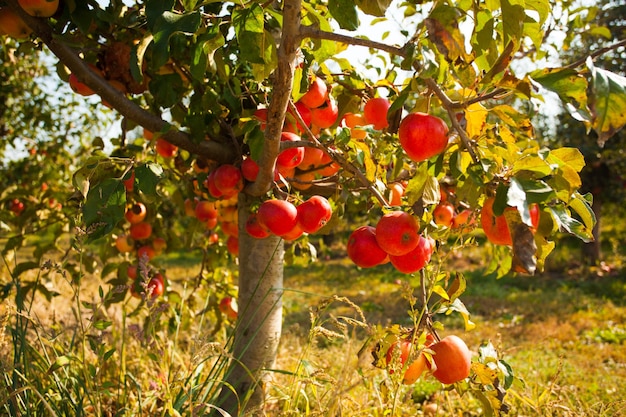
[547,147,586,172]
[588,58,626,146]
[464,102,488,138]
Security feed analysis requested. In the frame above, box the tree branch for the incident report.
[300,25,406,57]
[245,0,302,197]
[5,0,235,164]
[563,38,626,70]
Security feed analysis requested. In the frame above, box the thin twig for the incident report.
[563,38,626,70]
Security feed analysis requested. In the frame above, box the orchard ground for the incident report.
[3,227,626,416]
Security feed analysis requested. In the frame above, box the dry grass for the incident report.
[2,240,626,416]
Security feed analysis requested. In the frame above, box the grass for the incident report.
[2,233,626,416]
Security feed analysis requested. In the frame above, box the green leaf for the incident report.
[93,320,113,330]
[232,4,266,65]
[501,0,525,45]
[587,58,626,146]
[83,179,127,241]
[47,355,72,375]
[301,4,338,63]
[549,205,594,243]
[12,261,39,278]
[530,67,590,122]
[135,162,165,200]
[441,298,475,331]
[152,10,201,69]
[149,73,184,108]
[329,0,359,31]
[130,33,154,84]
[355,0,393,17]
[191,29,225,79]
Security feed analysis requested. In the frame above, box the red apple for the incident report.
[297,195,332,234]
[398,113,449,163]
[363,97,391,130]
[257,199,298,236]
[299,77,328,109]
[347,226,389,268]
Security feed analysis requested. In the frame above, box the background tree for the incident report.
[1,0,625,415]
[537,0,626,264]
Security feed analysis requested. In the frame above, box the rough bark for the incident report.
[216,193,285,416]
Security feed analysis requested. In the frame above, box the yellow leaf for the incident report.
[464,102,489,138]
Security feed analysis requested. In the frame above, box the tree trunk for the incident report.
[582,195,602,264]
[216,193,284,416]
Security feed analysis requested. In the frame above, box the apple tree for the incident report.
[1,0,625,415]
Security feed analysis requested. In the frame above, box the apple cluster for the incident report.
[347,211,435,274]
[382,333,471,386]
[114,172,171,299]
[247,195,332,241]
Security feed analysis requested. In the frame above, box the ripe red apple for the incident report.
[18,0,59,17]
[127,264,138,280]
[205,170,223,199]
[129,221,152,240]
[155,138,178,158]
[9,198,25,215]
[257,199,298,236]
[429,335,471,384]
[220,220,239,237]
[226,235,239,256]
[123,171,135,192]
[452,208,475,231]
[480,197,512,246]
[115,234,135,253]
[363,97,391,130]
[195,200,218,222]
[388,183,405,207]
[388,234,433,274]
[212,164,243,197]
[0,7,32,40]
[125,202,147,224]
[219,296,239,320]
[241,157,260,182]
[347,226,389,268]
[310,98,339,128]
[277,131,305,168]
[299,147,325,171]
[342,112,366,128]
[297,195,332,234]
[137,245,156,260]
[375,211,420,256]
[385,339,428,385]
[481,198,540,245]
[68,64,103,96]
[281,222,304,241]
[245,213,271,239]
[299,77,328,109]
[433,202,455,227]
[147,274,165,298]
[286,101,312,131]
[398,113,449,162]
